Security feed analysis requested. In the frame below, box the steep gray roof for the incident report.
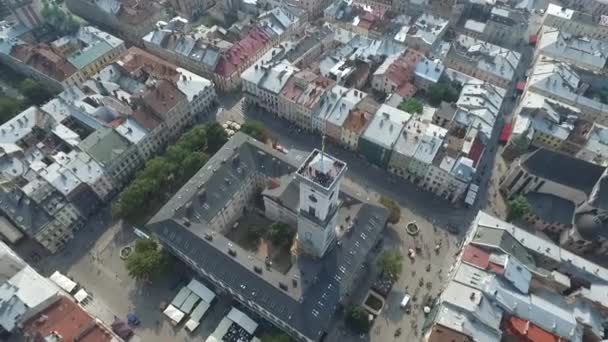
[148,132,388,341]
[522,149,604,195]
[525,192,575,226]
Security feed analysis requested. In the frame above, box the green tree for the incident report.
[377,250,403,281]
[204,122,228,153]
[241,121,270,143]
[345,306,371,334]
[246,225,267,244]
[398,98,423,114]
[260,334,292,342]
[379,196,401,224]
[125,238,172,281]
[428,83,459,106]
[19,79,53,106]
[0,97,22,124]
[507,195,531,222]
[179,151,208,181]
[268,222,294,246]
[41,1,80,35]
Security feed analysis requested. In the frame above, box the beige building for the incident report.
[279,71,335,130]
[444,34,521,89]
[543,3,608,41]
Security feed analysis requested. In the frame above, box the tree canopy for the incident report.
[41,1,80,36]
[19,79,54,106]
[379,196,401,224]
[428,82,460,106]
[113,123,227,222]
[345,306,371,334]
[507,195,531,222]
[241,121,270,143]
[260,334,292,342]
[377,250,403,281]
[268,222,295,246]
[398,98,423,114]
[125,238,172,281]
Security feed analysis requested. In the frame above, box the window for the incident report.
[308,194,318,203]
[309,206,316,216]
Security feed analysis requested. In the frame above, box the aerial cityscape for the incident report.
[0,0,606,340]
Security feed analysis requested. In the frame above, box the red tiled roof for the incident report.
[385,50,424,98]
[462,244,490,269]
[215,27,272,78]
[503,316,566,342]
[467,135,485,167]
[22,296,117,342]
[137,79,185,116]
[120,47,180,82]
[10,44,77,82]
[132,109,162,130]
[343,109,371,134]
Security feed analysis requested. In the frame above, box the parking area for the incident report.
[30,215,234,342]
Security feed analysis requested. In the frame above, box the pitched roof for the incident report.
[521,149,604,195]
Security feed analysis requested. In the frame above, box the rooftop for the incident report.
[78,127,132,167]
[407,13,448,46]
[22,296,119,342]
[450,34,521,82]
[521,148,604,195]
[215,27,273,78]
[297,149,346,189]
[537,26,608,71]
[148,133,388,341]
[361,104,411,150]
[280,71,334,110]
[321,86,366,128]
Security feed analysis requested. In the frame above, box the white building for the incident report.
[296,149,347,258]
[536,26,608,72]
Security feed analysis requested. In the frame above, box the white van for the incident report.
[400,294,411,309]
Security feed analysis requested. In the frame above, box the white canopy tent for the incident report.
[180,292,200,314]
[227,307,258,334]
[184,301,210,332]
[187,279,215,304]
[163,304,185,325]
[49,271,77,293]
[171,287,192,307]
[205,317,232,342]
[74,289,89,303]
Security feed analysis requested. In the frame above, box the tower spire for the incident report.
[321,134,326,173]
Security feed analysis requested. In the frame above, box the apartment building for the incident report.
[318,85,366,139]
[536,25,608,72]
[359,104,412,168]
[405,14,448,53]
[0,47,216,252]
[543,3,608,40]
[372,49,444,96]
[444,34,521,89]
[424,211,608,342]
[242,45,299,114]
[461,7,527,49]
[279,70,335,130]
[0,24,125,89]
[65,0,164,44]
[526,56,608,125]
[143,8,301,91]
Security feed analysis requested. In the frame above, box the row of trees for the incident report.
[241,121,270,143]
[0,78,55,124]
[113,123,228,222]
